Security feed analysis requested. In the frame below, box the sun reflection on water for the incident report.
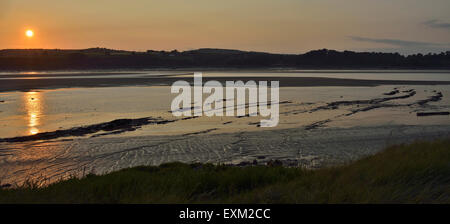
[24,91,43,135]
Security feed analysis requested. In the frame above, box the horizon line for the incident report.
[1,47,450,56]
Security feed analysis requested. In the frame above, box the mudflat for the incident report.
[2,74,450,92]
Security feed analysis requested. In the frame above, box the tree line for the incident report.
[0,48,449,70]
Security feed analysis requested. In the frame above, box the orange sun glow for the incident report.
[26,30,34,38]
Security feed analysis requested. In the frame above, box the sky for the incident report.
[1,0,450,54]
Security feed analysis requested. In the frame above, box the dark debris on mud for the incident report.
[302,88,444,130]
[0,117,177,143]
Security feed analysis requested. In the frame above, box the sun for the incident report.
[26,30,34,38]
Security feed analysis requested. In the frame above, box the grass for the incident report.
[0,139,449,203]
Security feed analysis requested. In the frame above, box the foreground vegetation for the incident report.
[0,139,449,203]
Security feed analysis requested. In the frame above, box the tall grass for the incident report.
[0,139,449,203]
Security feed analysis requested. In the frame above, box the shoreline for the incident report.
[1,138,449,203]
[0,123,449,186]
[2,68,450,73]
[2,76,450,92]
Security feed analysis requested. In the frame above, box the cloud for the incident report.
[349,36,447,48]
[424,19,450,30]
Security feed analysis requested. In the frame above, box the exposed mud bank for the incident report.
[0,117,179,143]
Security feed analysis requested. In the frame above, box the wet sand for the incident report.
[2,75,450,92]
[0,124,449,186]
[0,85,447,142]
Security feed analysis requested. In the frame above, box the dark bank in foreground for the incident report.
[0,138,449,204]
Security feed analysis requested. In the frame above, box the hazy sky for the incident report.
[1,0,449,54]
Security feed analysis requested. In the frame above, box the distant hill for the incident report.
[0,47,449,70]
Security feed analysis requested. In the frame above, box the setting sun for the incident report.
[25,30,34,38]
